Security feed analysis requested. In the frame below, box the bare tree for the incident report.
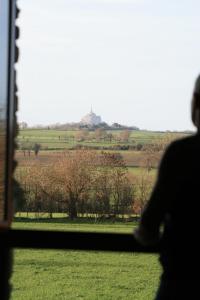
[75,129,89,142]
[142,133,183,172]
[33,143,41,157]
[135,171,154,214]
[106,133,113,143]
[15,150,136,219]
[94,128,106,142]
[54,150,96,219]
[93,152,134,217]
[120,130,131,143]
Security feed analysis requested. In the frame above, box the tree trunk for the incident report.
[68,198,77,220]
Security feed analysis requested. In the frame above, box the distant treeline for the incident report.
[19,121,140,131]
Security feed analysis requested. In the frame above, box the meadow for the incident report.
[12,128,183,299]
[11,219,161,300]
[17,129,166,143]
[17,129,188,150]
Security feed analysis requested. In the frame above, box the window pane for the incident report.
[15,0,197,232]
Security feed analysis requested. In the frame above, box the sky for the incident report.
[17,0,200,131]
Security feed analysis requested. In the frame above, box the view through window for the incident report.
[12,0,200,299]
[15,0,198,230]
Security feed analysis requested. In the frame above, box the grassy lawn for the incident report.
[11,220,161,300]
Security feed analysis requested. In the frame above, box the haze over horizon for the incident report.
[19,109,195,133]
[17,0,200,131]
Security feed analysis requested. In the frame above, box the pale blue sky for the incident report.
[17,0,200,131]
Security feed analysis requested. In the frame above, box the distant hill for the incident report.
[26,122,140,131]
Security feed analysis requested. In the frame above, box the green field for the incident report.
[12,128,169,299]
[17,129,188,150]
[11,220,161,300]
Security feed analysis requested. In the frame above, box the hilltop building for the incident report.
[81,109,102,126]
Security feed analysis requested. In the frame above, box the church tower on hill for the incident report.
[80,108,102,126]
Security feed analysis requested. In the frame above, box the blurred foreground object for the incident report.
[0,1,19,299]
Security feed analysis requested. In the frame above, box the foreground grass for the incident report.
[11,220,161,300]
[12,216,139,233]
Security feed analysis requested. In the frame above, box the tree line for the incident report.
[14,150,154,220]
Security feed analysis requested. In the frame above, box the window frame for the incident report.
[0,0,16,229]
